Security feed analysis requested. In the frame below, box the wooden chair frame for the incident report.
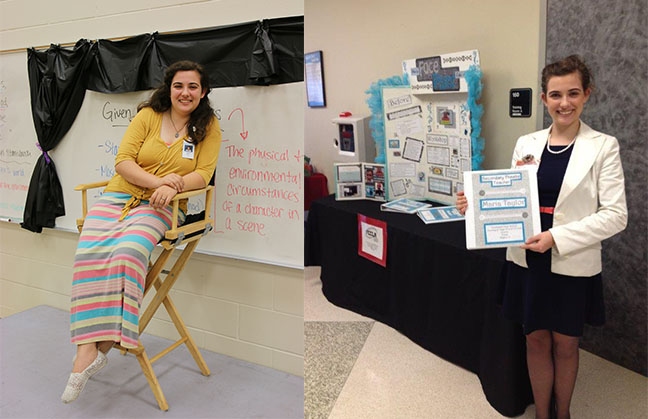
[74,181,214,411]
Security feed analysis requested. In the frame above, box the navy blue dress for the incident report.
[499,144,605,337]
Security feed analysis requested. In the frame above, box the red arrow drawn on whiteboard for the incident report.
[228,108,248,140]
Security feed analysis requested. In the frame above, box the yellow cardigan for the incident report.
[105,107,221,215]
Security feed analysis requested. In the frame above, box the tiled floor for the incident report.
[304,266,648,419]
[305,321,373,418]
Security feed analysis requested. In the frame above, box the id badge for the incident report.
[515,154,539,166]
[182,140,195,159]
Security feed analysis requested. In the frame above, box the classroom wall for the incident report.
[544,0,647,376]
[305,0,546,191]
[0,0,304,377]
[0,0,301,51]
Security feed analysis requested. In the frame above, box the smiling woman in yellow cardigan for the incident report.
[105,106,220,217]
[62,60,221,403]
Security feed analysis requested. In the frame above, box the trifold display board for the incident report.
[382,87,472,205]
[382,50,479,205]
[0,51,304,269]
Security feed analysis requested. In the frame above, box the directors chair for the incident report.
[75,181,214,411]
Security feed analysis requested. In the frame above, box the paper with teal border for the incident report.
[464,167,540,249]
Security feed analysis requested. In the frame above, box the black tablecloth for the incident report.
[305,195,533,417]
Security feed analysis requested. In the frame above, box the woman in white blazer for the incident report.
[457,56,627,419]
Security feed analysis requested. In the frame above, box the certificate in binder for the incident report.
[463,167,541,249]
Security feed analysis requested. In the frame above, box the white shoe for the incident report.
[72,343,113,364]
[61,351,108,403]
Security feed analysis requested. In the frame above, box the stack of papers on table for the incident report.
[381,198,431,214]
[416,206,465,224]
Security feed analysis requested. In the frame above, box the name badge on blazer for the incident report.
[182,140,195,159]
[515,154,540,166]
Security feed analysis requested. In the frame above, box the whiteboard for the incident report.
[0,50,304,269]
[0,51,40,220]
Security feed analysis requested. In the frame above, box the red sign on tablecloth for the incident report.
[357,214,387,267]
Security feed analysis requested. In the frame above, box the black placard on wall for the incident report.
[509,88,532,117]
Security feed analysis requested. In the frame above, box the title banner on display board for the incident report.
[402,50,480,94]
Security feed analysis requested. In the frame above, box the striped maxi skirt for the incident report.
[70,193,184,349]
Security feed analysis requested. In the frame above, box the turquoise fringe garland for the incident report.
[464,65,484,169]
[365,67,483,168]
[364,74,409,163]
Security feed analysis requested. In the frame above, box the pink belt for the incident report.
[539,206,554,215]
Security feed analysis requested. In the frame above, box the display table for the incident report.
[305,195,533,417]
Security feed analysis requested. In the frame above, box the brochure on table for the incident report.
[381,198,431,214]
[334,162,386,201]
[382,50,479,205]
[417,206,464,224]
[463,167,541,249]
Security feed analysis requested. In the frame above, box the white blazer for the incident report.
[506,122,627,277]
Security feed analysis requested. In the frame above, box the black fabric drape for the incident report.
[23,17,303,233]
[22,40,94,232]
[87,34,162,93]
[155,22,259,88]
[254,17,304,85]
[86,17,303,93]
[250,21,279,84]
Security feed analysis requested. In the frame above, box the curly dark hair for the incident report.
[138,60,214,144]
[541,55,594,94]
